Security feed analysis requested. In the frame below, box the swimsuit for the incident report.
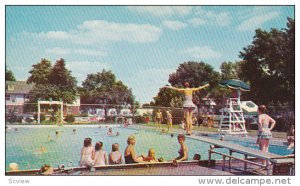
[258,114,273,139]
[180,89,197,109]
[94,150,107,166]
[124,154,135,164]
[80,146,94,167]
[177,148,188,161]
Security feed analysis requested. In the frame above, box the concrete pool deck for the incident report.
[6,160,259,176]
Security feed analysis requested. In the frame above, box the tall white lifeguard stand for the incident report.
[37,100,63,124]
[219,90,247,135]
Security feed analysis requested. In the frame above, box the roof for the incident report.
[5,81,34,94]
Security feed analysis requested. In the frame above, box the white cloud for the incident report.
[29,20,162,45]
[45,31,70,40]
[65,61,110,84]
[74,49,107,56]
[127,6,192,17]
[45,47,71,56]
[182,46,221,59]
[46,47,107,57]
[188,18,206,26]
[191,7,231,27]
[237,10,280,32]
[163,20,187,30]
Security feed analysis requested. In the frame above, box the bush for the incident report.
[171,109,184,124]
[34,113,46,122]
[134,116,145,124]
[104,116,115,123]
[64,114,75,123]
[7,115,23,123]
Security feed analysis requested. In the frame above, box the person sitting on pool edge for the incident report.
[9,162,19,171]
[79,138,95,167]
[124,135,145,164]
[93,141,108,166]
[142,148,157,162]
[40,164,54,175]
[172,134,188,166]
[193,153,201,161]
[109,143,122,164]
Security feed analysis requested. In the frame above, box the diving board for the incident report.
[189,135,294,175]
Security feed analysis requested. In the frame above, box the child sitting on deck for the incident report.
[142,148,157,162]
[79,138,95,167]
[109,143,122,164]
[94,141,108,166]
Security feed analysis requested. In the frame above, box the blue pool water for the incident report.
[5,125,293,171]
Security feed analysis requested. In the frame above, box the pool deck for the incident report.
[7,160,261,176]
[82,163,234,176]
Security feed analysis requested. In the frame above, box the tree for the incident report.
[48,58,77,94]
[153,61,221,107]
[25,58,77,112]
[27,58,52,85]
[220,61,239,80]
[239,18,295,106]
[79,69,134,106]
[153,87,183,107]
[5,68,16,81]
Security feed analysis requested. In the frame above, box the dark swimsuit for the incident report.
[178,148,188,161]
[125,154,135,164]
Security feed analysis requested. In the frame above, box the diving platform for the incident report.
[189,135,294,175]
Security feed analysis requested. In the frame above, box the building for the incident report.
[5,81,80,117]
[5,81,34,115]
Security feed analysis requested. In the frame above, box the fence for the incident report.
[5,103,294,131]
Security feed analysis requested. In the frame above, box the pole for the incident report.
[38,101,40,124]
[61,102,63,125]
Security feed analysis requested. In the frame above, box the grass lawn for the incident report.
[141,122,287,139]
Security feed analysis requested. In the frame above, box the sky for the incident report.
[6,6,294,104]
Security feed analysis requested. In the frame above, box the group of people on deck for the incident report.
[79,133,190,167]
[154,109,173,132]
[79,138,122,167]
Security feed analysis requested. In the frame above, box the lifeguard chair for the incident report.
[219,79,250,135]
[219,97,247,135]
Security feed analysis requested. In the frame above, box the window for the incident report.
[7,84,14,91]
[5,94,10,101]
[67,107,72,114]
[11,95,16,103]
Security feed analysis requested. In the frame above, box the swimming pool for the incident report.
[5,125,293,171]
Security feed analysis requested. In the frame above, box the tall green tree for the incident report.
[5,68,16,81]
[153,87,183,107]
[79,69,134,106]
[220,61,239,80]
[48,58,77,93]
[239,18,295,106]
[27,58,52,85]
[25,58,77,112]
